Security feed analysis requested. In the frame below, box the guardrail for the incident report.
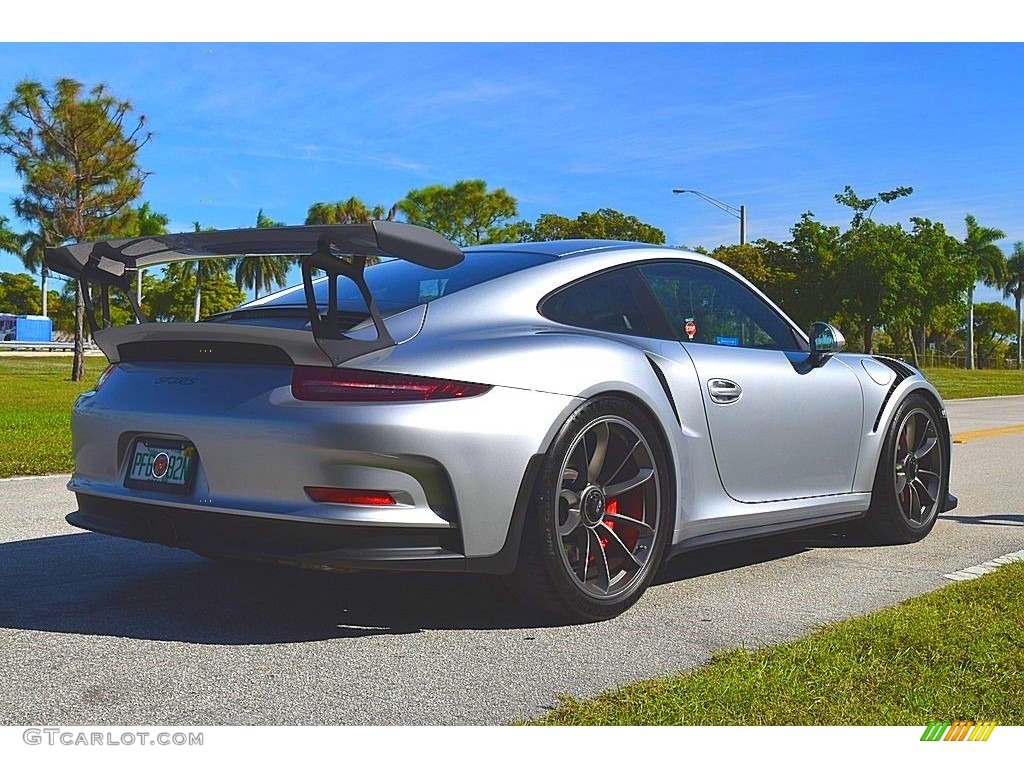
[0,340,78,352]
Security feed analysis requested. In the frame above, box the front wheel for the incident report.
[505,397,673,622]
[864,393,948,544]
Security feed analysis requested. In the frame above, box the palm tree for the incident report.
[304,197,397,271]
[1004,242,1024,370]
[0,214,23,261]
[130,202,170,306]
[305,196,397,225]
[166,221,225,321]
[962,215,1006,369]
[231,209,292,300]
[16,228,48,315]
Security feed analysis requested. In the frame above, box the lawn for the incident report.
[922,367,1024,399]
[531,560,1024,725]
[0,356,101,477]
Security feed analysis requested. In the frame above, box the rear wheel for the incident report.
[864,393,947,544]
[506,397,672,622]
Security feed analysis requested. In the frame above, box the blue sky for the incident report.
[0,43,1020,304]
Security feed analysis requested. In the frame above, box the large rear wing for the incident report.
[43,221,464,365]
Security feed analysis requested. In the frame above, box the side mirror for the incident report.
[808,322,845,367]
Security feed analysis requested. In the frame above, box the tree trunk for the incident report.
[1017,296,1022,371]
[909,328,920,369]
[966,285,975,370]
[137,267,144,312]
[41,266,48,317]
[72,282,85,382]
[193,271,202,322]
[255,264,261,300]
[863,321,873,355]
[918,326,927,367]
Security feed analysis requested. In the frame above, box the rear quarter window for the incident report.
[541,267,669,338]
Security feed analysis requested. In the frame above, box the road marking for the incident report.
[952,424,1024,444]
[943,549,1024,581]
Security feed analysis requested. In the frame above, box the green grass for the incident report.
[531,561,1024,725]
[0,356,100,477]
[922,367,1024,399]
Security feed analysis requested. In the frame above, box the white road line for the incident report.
[942,549,1024,581]
[0,474,70,483]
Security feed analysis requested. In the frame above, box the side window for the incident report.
[542,268,662,337]
[638,261,804,351]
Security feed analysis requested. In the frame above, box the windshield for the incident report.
[247,250,553,314]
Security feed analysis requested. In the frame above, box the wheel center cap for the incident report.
[905,454,918,480]
[581,487,606,527]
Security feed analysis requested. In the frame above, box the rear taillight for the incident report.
[291,366,491,402]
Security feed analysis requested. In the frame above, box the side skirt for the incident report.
[667,509,867,559]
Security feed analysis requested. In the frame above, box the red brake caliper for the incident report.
[590,496,641,565]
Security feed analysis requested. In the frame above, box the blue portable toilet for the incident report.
[14,315,53,342]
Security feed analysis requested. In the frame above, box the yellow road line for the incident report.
[952,423,1024,444]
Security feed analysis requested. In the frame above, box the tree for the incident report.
[0,271,41,315]
[397,179,518,246]
[832,186,916,354]
[961,214,1006,370]
[1003,241,1024,370]
[0,216,22,282]
[906,217,973,365]
[305,196,396,225]
[98,201,169,310]
[165,221,224,321]
[967,302,1016,368]
[231,209,292,300]
[146,268,244,322]
[710,243,775,287]
[521,208,666,244]
[767,213,841,333]
[0,78,151,380]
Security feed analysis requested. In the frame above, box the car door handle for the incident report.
[707,378,742,404]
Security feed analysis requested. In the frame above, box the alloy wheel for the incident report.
[554,416,661,600]
[893,407,942,528]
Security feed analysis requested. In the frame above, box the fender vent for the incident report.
[645,355,681,426]
[871,356,912,432]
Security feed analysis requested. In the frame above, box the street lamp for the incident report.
[672,189,747,245]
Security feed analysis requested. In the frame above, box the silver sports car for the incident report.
[45,222,956,621]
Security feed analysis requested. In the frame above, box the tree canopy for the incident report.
[0,78,151,379]
[520,208,666,244]
[397,179,518,246]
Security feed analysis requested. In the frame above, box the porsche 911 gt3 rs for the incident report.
[45,222,956,621]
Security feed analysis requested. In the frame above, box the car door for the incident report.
[637,260,863,503]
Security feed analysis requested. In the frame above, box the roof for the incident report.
[464,240,668,259]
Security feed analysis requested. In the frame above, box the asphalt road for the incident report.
[2,396,1023,725]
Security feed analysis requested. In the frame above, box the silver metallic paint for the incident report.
[67,243,950,568]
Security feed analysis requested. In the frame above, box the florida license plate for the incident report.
[126,439,195,492]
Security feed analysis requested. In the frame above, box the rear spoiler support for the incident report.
[43,222,463,366]
[301,236,395,365]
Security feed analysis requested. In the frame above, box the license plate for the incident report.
[126,439,195,493]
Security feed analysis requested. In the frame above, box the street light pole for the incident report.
[673,189,747,245]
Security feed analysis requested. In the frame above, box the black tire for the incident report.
[504,396,673,622]
[864,393,948,544]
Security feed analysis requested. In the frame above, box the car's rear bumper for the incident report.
[69,456,541,575]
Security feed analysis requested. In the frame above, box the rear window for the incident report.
[249,250,553,314]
